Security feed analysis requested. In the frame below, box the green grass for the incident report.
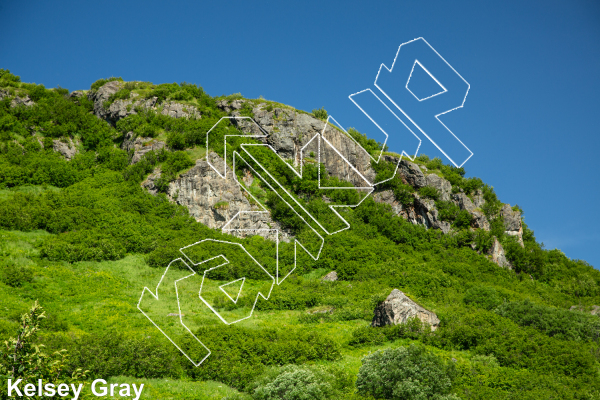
[185,146,207,162]
[0,184,60,200]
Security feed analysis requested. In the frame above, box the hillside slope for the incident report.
[1,69,599,400]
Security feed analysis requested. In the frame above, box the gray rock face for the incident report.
[372,289,440,331]
[452,192,476,213]
[425,174,452,201]
[488,236,512,269]
[69,90,84,99]
[160,101,201,119]
[0,89,11,101]
[500,204,524,246]
[142,152,291,242]
[88,81,200,126]
[399,159,427,188]
[231,105,376,187]
[88,80,123,123]
[472,189,485,208]
[52,138,78,160]
[121,132,166,164]
[322,271,338,282]
[11,95,34,107]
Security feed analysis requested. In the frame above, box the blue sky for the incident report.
[1,0,599,267]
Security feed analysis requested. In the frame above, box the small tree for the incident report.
[0,301,87,399]
[356,345,460,400]
[252,365,333,400]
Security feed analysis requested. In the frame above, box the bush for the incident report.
[418,186,439,200]
[252,365,333,400]
[453,209,472,229]
[0,260,33,287]
[356,345,459,400]
[312,107,327,120]
[463,286,502,310]
[494,300,600,342]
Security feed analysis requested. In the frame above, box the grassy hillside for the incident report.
[1,69,599,399]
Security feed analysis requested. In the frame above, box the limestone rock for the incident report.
[500,204,524,246]
[488,236,511,269]
[160,101,201,119]
[142,152,292,243]
[399,159,426,188]
[11,95,34,107]
[452,192,476,213]
[231,105,376,187]
[122,131,166,164]
[371,289,440,331]
[89,81,200,125]
[425,174,452,201]
[322,271,338,282]
[52,138,78,160]
[472,189,485,208]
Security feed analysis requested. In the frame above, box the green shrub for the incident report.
[463,285,502,310]
[47,331,183,379]
[453,209,472,229]
[436,200,460,222]
[0,260,33,287]
[356,345,459,400]
[418,186,439,200]
[346,127,387,154]
[252,365,334,400]
[495,300,600,342]
[0,69,21,84]
[312,107,327,120]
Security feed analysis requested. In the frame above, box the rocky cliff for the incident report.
[87,82,524,268]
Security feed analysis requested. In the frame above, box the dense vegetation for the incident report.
[1,69,599,399]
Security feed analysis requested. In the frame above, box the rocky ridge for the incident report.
[86,84,525,268]
[217,99,524,265]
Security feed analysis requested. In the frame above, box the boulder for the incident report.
[371,289,440,331]
[322,271,338,282]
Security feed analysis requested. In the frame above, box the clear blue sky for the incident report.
[1,0,599,267]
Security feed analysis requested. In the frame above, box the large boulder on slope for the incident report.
[371,289,440,331]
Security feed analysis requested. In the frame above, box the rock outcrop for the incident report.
[142,152,292,241]
[88,81,200,126]
[11,95,34,107]
[488,236,512,269]
[52,138,78,160]
[213,99,523,264]
[372,289,440,331]
[121,132,166,164]
[500,204,524,246]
